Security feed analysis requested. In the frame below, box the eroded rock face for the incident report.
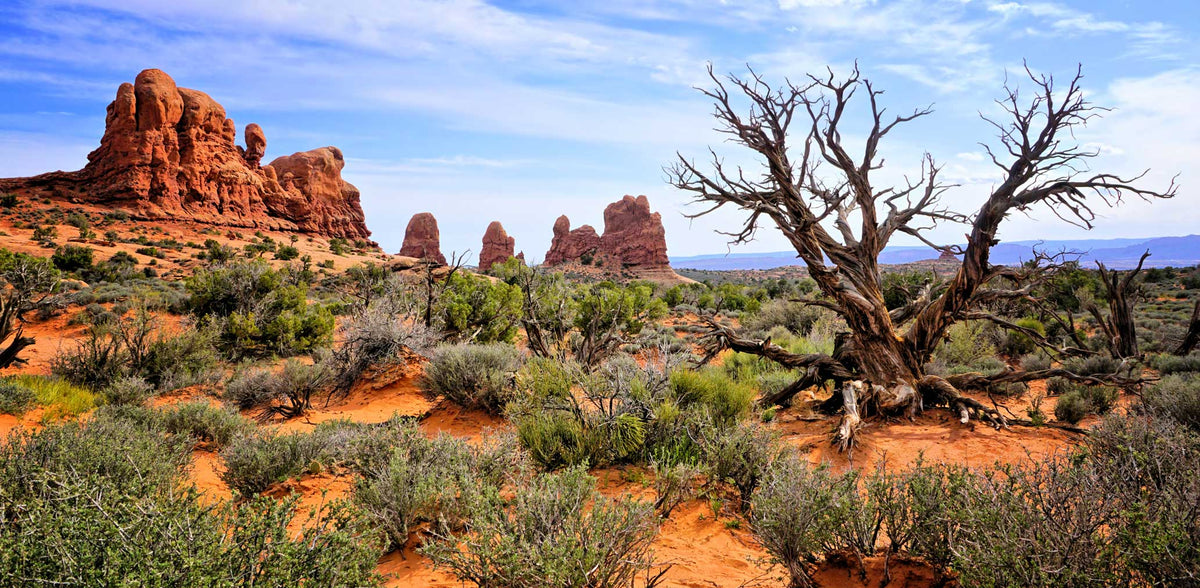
[544,196,669,269]
[479,221,516,272]
[243,123,266,167]
[0,69,371,240]
[599,195,669,268]
[544,215,601,266]
[398,212,446,264]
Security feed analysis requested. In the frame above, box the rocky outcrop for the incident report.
[545,195,669,269]
[398,212,446,264]
[243,123,266,167]
[599,195,669,268]
[544,215,601,265]
[479,221,516,272]
[0,69,371,240]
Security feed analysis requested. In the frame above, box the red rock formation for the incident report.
[398,212,446,264]
[544,215,600,266]
[599,195,669,268]
[479,221,516,272]
[243,123,266,167]
[0,69,370,240]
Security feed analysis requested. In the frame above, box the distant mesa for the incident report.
[0,68,371,240]
[398,212,446,265]
[479,221,518,272]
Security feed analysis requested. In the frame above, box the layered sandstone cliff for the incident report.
[0,69,370,240]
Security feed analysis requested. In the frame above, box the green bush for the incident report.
[509,357,656,471]
[697,417,780,509]
[669,368,754,426]
[51,312,219,391]
[0,415,383,585]
[353,424,518,549]
[946,458,1123,587]
[750,455,859,588]
[6,375,96,421]
[187,259,333,358]
[1000,317,1045,357]
[224,360,331,419]
[421,343,522,414]
[434,271,522,343]
[219,431,322,495]
[274,244,300,261]
[1063,354,1122,376]
[1020,351,1053,372]
[1149,353,1200,375]
[51,244,93,272]
[1054,383,1118,424]
[160,401,253,447]
[100,375,155,406]
[421,465,661,588]
[1144,373,1200,431]
[0,380,36,416]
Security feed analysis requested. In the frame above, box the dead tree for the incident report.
[1175,300,1200,356]
[1087,251,1149,359]
[668,64,1175,448]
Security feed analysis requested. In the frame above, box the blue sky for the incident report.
[0,0,1196,262]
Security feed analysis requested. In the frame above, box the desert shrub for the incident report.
[1054,383,1118,424]
[325,301,434,395]
[949,457,1125,587]
[696,417,781,509]
[187,259,333,358]
[0,193,17,208]
[509,356,666,471]
[274,244,299,261]
[1149,353,1200,375]
[433,271,522,343]
[1020,351,1053,372]
[1054,391,1092,423]
[668,368,754,426]
[652,459,701,518]
[1000,317,1045,356]
[867,460,972,567]
[220,431,326,495]
[930,320,1006,375]
[223,366,280,410]
[159,401,253,447]
[51,244,93,273]
[1087,413,1200,586]
[742,300,825,337]
[1046,375,1071,396]
[421,465,662,588]
[5,375,95,421]
[0,380,36,416]
[421,343,522,413]
[51,311,218,391]
[0,415,382,585]
[100,375,155,406]
[353,424,518,549]
[1143,373,1200,431]
[750,455,858,588]
[224,360,331,419]
[1063,354,1122,376]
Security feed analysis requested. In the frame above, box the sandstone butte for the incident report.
[0,69,371,240]
[545,195,670,269]
[478,220,522,272]
[398,212,446,265]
